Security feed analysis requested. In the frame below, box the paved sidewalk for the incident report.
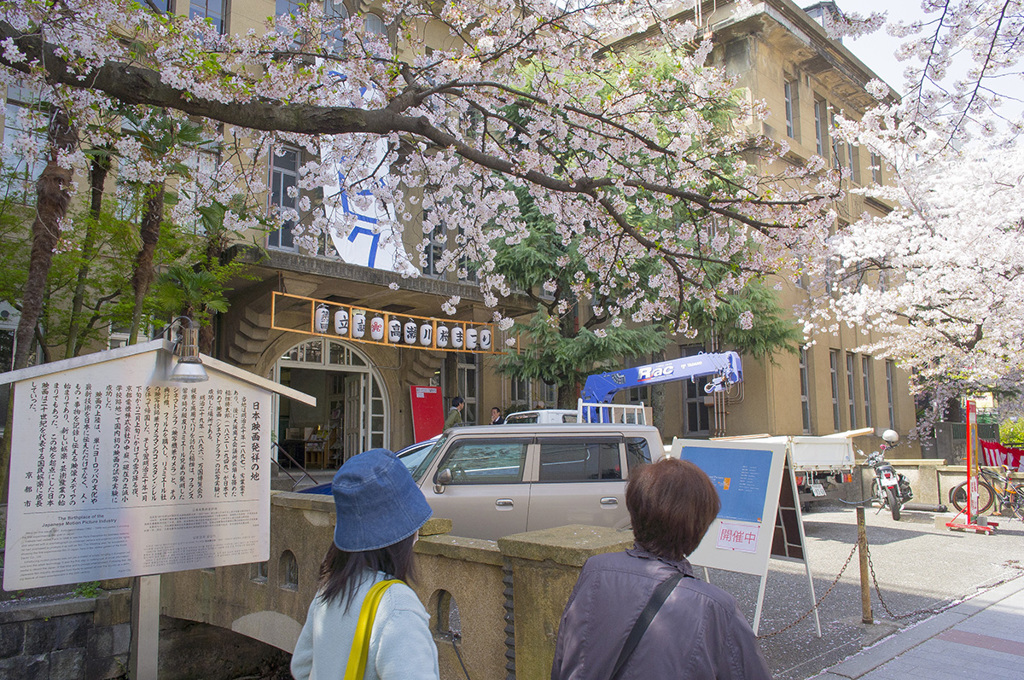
[812,574,1024,679]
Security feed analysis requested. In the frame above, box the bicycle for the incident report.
[949,466,1024,520]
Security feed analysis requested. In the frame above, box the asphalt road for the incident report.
[700,502,1024,680]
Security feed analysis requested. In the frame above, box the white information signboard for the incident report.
[2,342,311,591]
[670,437,820,636]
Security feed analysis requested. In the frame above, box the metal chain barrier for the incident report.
[756,516,1024,639]
[864,543,960,621]
[756,542,859,639]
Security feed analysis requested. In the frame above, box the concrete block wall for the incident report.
[0,590,131,680]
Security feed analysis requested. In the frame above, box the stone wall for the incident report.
[853,460,1022,511]
[0,589,131,680]
[160,492,634,680]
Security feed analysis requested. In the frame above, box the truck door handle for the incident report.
[495,499,514,508]
[600,497,618,506]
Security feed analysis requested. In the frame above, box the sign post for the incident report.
[670,438,820,636]
[0,341,315,676]
[947,399,997,534]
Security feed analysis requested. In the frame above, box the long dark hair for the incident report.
[317,534,418,609]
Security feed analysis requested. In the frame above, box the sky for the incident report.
[818,1,1024,124]
[841,1,916,94]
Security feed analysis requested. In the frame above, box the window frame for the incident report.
[268,144,300,251]
[846,352,857,429]
[829,349,841,431]
[799,348,812,434]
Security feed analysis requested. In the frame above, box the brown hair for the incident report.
[626,458,721,560]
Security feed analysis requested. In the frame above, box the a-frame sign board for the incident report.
[670,438,820,636]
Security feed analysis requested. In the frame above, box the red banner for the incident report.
[980,440,1024,472]
[410,385,444,442]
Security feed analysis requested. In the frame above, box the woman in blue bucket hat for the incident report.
[291,448,439,680]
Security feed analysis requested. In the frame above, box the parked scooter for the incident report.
[865,429,913,520]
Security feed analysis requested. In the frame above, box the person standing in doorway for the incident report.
[444,396,465,429]
[490,407,505,425]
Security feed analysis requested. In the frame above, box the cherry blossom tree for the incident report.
[807,1,1024,418]
[0,0,836,327]
[817,136,1024,399]
[826,0,1023,140]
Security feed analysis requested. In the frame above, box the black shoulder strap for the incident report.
[609,572,685,680]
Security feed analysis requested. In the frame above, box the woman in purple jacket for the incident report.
[551,458,772,680]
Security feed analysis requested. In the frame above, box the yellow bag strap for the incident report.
[343,578,404,680]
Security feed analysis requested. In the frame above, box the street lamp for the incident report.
[161,317,208,383]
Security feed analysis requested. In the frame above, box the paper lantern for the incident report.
[370,315,385,341]
[452,326,464,349]
[353,312,366,338]
[466,328,478,349]
[334,309,349,335]
[480,328,492,350]
[419,324,433,346]
[436,325,449,348]
[315,304,330,334]
[388,318,402,343]
[404,320,418,344]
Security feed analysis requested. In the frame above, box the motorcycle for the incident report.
[865,429,913,521]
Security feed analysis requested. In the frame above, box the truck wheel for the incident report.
[886,487,901,521]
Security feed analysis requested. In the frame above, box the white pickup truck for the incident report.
[700,428,873,506]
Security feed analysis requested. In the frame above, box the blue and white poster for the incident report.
[679,446,773,523]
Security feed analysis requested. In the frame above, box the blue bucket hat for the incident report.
[332,448,433,552]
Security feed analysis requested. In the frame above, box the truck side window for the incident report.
[625,437,652,474]
[538,438,621,481]
[437,439,529,484]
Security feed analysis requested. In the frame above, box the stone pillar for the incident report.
[497,525,633,679]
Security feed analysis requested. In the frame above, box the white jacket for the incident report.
[291,570,440,680]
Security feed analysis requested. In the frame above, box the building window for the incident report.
[870,152,882,184]
[457,352,479,424]
[830,111,845,173]
[509,376,530,414]
[179,143,220,235]
[269,145,299,250]
[862,356,873,428]
[627,357,650,405]
[799,348,812,434]
[421,217,447,277]
[846,352,857,429]
[363,13,386,36]
[681,345,710,436]
[829,350,841,431]
[189,0,226,33]
[324,0,348,50]
[885,360,896,429]
[848,144,860,184]
[784,79,799,140]
[814,98,828,157]
[2,82,47,205]
[540,382,557,409]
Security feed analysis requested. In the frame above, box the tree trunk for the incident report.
[128,180,164,344]
[65,152,110,358]
[1,108,77,504]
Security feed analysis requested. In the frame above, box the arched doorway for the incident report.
[273,338,388,467]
